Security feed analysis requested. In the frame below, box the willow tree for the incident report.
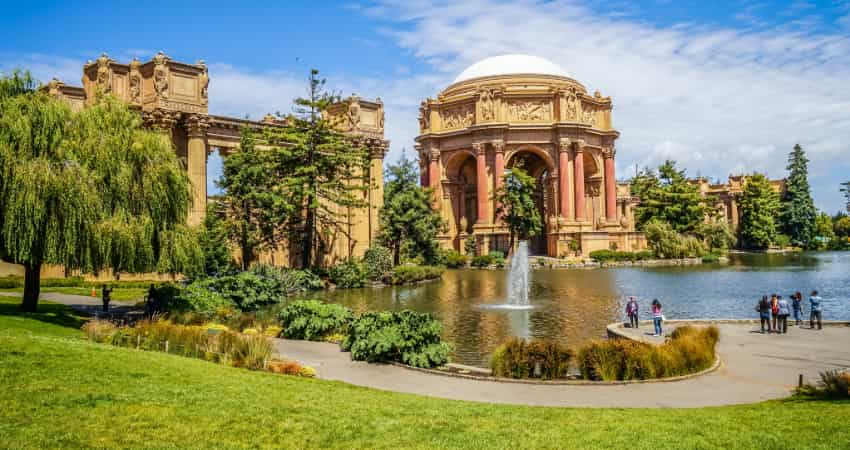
[0,72,198,311]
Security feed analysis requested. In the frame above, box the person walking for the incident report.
[101,284,113,313]
[792,291,804,326]
[809,290,823,330]
[777,295,790,334]
[626,297,639,329]
[770,294,779,333]
[651,299,663,337]
[757,295,772,333]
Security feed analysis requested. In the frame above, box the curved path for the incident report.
[13,291,850,408]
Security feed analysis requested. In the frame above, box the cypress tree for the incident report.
[841,181,850,214]
[738,173,781,250]
[780,144,817,249]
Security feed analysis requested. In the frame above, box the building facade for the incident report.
[691,175,786,234]
[415,55,645,257]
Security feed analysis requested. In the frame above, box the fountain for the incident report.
[478,240,534,311]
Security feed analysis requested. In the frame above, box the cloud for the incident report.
[367,0,850,211]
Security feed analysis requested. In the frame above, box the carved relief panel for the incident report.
[507,99,552,122]
[559,89,582,122]
[477,88,497,122]
[440,103,474,130]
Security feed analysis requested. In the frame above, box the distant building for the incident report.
[690,176,786,233]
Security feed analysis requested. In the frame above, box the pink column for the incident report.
[573,142,586,221]
[492,141,504,221]
[428,150,440,209]
[474,143,489,224]
[604,148,617,222]
[558,138,571,220]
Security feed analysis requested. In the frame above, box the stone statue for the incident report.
[479,88,495,121]
[459,216,468,233]
[47,78,62,97]
[376,99,385,130]
[129,58,142,104]
[153,51,169,99]
[347,95,361,129]
[96,53,111,93]
[198,60,209,103]
[561,89,580,121]
[419,102,430,131]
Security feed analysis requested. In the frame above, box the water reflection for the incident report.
[313,252,850,366]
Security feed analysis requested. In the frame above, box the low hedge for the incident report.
[471,251,506,268]
[441,250,468,268]
[577,325,719,381]
[0,276,162,289]
[490,337,572,380]
[589,250,655,262]
[341,310,451,368]
[389,265,444,285]
[278,299,353,341]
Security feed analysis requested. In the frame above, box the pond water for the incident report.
[313,252,850,367]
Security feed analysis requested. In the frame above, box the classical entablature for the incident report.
[415,55,644,257]
[44,53,388,266]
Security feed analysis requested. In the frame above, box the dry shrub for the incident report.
[491,337,572,379]
[231,333,274,370]
[81,320,117,343]
[267,359,303,375]
[798,370,850,399]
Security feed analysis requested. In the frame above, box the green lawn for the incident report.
[0,286,147,302]
[1,298,848,449]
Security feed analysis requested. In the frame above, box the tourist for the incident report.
[777,295,790,334]
[101,284,112,313]
[757,295,772,333]
[651,299,663,337]
[625,297,639,329]
[809,290,823,330]
[792,291,804,326]
[770,294,779,333]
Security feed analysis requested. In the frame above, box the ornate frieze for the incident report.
[559,89,582,122]
[153,51,170,99]
[441,103,474,130]
[477,88,497,122]
[507,99,551,122]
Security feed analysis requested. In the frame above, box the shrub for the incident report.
[701,253,721,263]
[389,265,444,285]
[179,281,234,317]
[328,259,368,288]
[267,359,302,375]
[577,325,719,381]
[81,319,117,343]
[341,310,451,368]
[488,251,506,268]
[797,370,850,399]
[464,235,478,256]
[278,300,353,341]
[363,246,394,282]
[644,221,706,259]
[490,337,573,380]
[299,366,317,378]
[230,333,275,370]
[441,249,468,268]
[0,276,23,289]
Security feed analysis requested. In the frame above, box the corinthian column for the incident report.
[573,140,586,221]
[492,140,505,220]
[558,138,572,220]
[473,143,489,224]
[185,115,210,226]
[603,147,617,222]
[428,147,441,209]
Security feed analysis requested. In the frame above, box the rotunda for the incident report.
[415,55,645,257]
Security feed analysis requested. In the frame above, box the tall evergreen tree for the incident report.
[841,180,850,213]
[0,73,198,311]
[378,153,442,265]
[495,167,543,252]
[738,173,781,250]
[197,202,234,277]
[631,160,712,233]
[780,144,817,249]
[265,70,369,268]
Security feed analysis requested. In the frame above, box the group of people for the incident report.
[625,297,664,337]
[756,290,823,334]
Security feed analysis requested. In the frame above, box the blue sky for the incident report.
[2,0,849,212]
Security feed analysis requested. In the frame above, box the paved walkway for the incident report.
[0,291,137,317]
[13,291,850,408]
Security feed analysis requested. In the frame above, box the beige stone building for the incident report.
[415,55,645,257]
[691,175,786,234]
[0,52,388,278]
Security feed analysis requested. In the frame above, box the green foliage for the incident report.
[490,338,573,380]
[178,282,234,317]
[842,181,850,214]
[701,253,721,263]
[464,235,477,256]
[589,250,654,262]
[441,249,468,268]
[379,152,443,265]
[796,370,850,399]
[644,221,706,258]
[696,218,736,252]
[341,310,451,368]
[780,144,817,249]
[577,325,719,381]
[197,202,234,277]
[470,251,506,268]
[0,81,197,310]
[363,246,393,282]
[328,259,368,288]
[495,168,543,248]
[739,174,781,249]
[389,264,444,285]
[278,299,354,341]
[813,212,836,250]
[631,161,713,233]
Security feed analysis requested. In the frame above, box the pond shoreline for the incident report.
[460,256,728,270]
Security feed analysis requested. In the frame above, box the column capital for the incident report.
[558,137,571,153]
[429,149,440,162]
[142,109,181,131]
[573,139,586,153]
[184,114,210,138]
[602,146,616,159]
[491,139,505,153]
[472,142,486,155]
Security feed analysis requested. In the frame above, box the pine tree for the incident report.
[379,153,442,265]
[632,160,713,233]
[495,167,543,252]
[0,73,198,311]
[780,144,817,249]
[738,173,781,250]
[841,181,850,214]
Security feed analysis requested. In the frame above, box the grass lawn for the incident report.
[1,298,848,449]
[0,286,147,302]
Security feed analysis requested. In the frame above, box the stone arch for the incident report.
[505,144,555,175]
[442,149,478,241]
[504,147,555,255]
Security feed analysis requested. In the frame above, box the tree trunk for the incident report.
[302,206,314,269]
[21,262,41,312]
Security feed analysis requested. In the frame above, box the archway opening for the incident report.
[506,150,552,255]
[444,151,479,251]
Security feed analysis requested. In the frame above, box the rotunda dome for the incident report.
[453,54,571,83]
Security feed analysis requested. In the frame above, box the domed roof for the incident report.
[453,54,571,83]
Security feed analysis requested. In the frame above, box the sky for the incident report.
[2,0,849,212]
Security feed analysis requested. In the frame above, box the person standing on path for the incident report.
[777,295,790,334]
[757,295,772,333]
[770,294,780,333]
[626,297,639,329]
[792,291,804,326]
[809,290,823,330]
[101,284,112,313]
[651,299,663,337]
